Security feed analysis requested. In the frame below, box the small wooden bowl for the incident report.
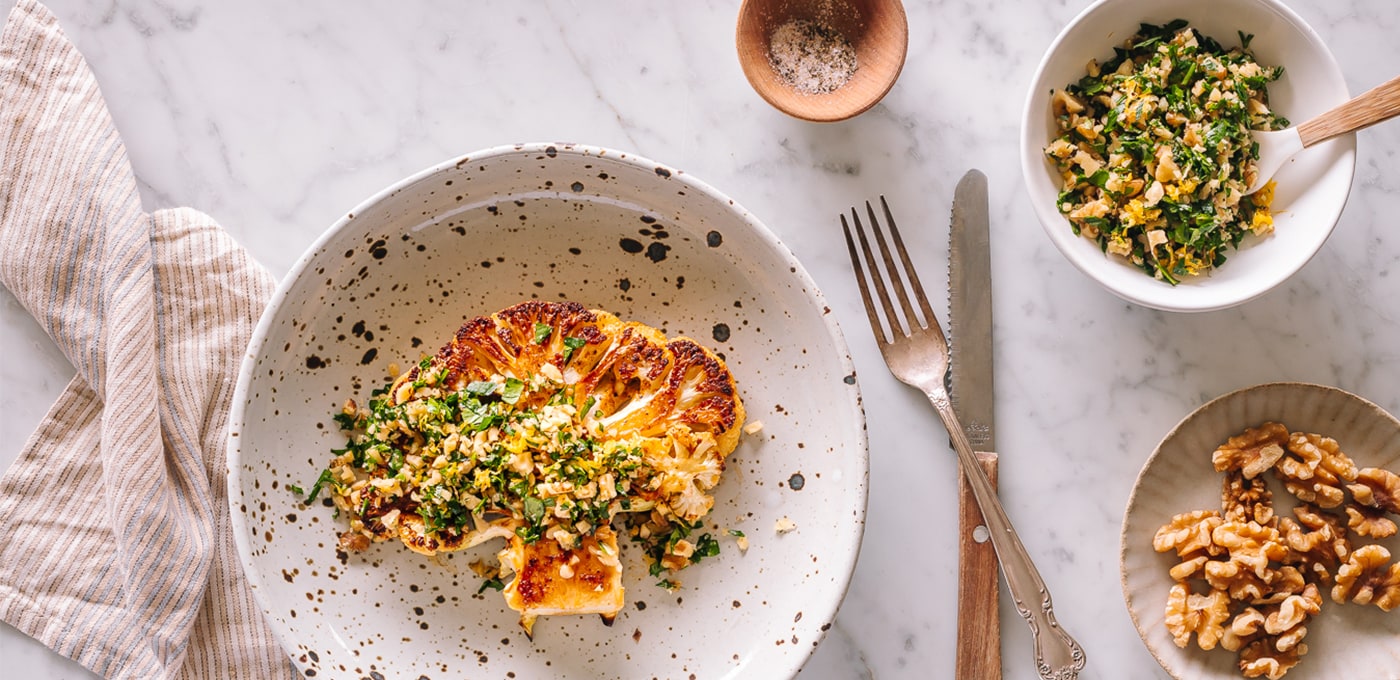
[736,0,908,122]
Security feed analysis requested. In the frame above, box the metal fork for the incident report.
[842,197,1086,680]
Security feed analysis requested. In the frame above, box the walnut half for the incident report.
[1213,422,1289,479]
[1166,582,1231,650]
[1154,510,1223,557]
[1348,467,1400,514]
[1273,433,1357,509]
[1332,544,1400,611]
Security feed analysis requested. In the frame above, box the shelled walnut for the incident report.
[1224,472,1276,526]
[1239,637,1305,680]
[1213,422,1289,479]
[1348,467,1400,514]
[1221,607,1266,652]
[1278,514,1345,584]
[1156,421,1400,678]
[1273,433,1357,509]
[1166,582,1231,650]
[1291,505,1351,569]
[1154,510,1224,558]
[1331,544,1400,611]
[1344,504,1397,539]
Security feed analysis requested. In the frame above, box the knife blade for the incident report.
[948,169,1000,680]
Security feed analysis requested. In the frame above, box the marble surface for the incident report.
[2,0,1399,678]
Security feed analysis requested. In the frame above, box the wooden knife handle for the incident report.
[956,451,1001,680]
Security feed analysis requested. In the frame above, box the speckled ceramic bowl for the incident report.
[1122,383,1400,678]
[227,143,868,679]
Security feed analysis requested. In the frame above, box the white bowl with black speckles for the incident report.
[228,143,868,679]
[1122,382,1400,679]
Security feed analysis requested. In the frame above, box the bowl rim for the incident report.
[1018,0,1357,313]
[225,141,871,678]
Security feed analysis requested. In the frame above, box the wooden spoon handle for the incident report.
[1299,73,1400,147]
[956,451,1001,680]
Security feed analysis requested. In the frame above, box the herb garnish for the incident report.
[1044,20,1287,282]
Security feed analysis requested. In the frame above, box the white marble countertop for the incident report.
[3,1,1399,678]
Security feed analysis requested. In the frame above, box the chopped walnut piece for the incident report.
[1154,510,1223,557]
[338,531,371,553]
[1347,467,1400,514]
[1239,638,1305,680]
[1223,471,1276,526]
[1331,544,1400,610]
[1345,503,1398,539]
[1165,582,1231,650]
[1213,422,1289,479]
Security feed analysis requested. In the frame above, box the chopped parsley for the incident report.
[562,336,587,363]
[501,377,524,404]
[691,533,721,563]
[1045,20,1287,282]
[292,468,335,504]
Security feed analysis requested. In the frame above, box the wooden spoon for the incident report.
[1247,73,1400,194]
[735,0,908,122]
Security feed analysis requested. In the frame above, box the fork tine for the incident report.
[865,199,924,330]
[849,206,907,338]
[879,195,938,326]
[841,214,890,344]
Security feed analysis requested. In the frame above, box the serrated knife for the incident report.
[948,169,1000,680]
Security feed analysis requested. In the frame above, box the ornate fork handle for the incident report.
[927,388,1086,680]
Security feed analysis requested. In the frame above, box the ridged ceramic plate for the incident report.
[1122,382,1400,678]
[227,143,868,680]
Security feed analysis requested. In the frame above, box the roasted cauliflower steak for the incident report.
[322,301,745,634]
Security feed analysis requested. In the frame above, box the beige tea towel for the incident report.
[0,1,295,677]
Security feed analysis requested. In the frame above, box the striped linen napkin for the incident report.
[0,1,294,677]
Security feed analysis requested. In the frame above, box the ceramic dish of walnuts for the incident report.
[1121,382,1400,679]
